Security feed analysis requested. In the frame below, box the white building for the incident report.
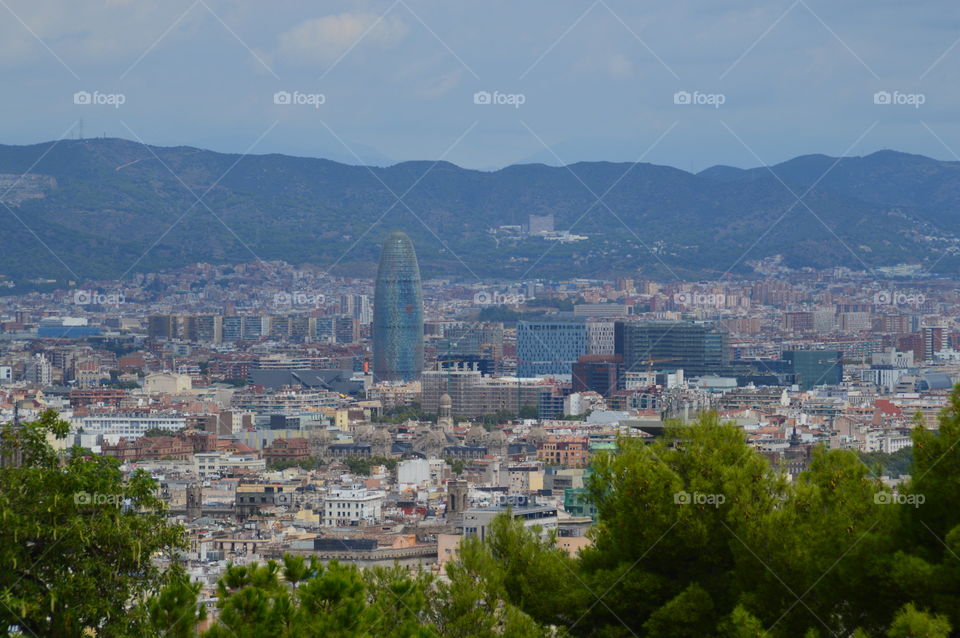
[80,414,186,443]
[322,487,385,527]
[860,367,910,393]
[458,500,558,541]
[24,354,52,386]
[397,458,432,485]
[144,372,192,394]
[882,434,913,454]
[193,452,266,478]
[872,348,914,368]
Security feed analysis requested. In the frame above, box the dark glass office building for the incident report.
[373,232,424,382]
[614,321,729,377]
[782,350,843,390]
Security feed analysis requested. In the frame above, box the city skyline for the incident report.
[5,3,960,636]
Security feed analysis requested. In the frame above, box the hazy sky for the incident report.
[2,0,958,171]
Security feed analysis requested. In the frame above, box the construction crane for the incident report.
[636,357,681,373]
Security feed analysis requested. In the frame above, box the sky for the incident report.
[1,0,959,171]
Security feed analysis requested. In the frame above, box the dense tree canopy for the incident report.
[467,407,960,637]
[0,410,184,637]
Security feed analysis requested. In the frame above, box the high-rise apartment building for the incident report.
[241,316,266,341]
[222,316,242,342]
[147,315,178,340]
[340,294,372,324]
[184,315,222,344]
[335,317,359,344]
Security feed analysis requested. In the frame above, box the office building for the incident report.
[614,321,728,377]
[373,232,424,382]
[517,321,587,377]
[585,320,616,355]
[572,354,622,396]
[782,350,843,390]
[341,294,372,324]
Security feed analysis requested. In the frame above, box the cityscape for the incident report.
[4,2,960,637]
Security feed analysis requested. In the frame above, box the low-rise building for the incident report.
[322,487,385,527]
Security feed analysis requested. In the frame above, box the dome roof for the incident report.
[439,393,452,408]
[528,424,548,445]
[483,429,507,446]
[425,428,447,447]
[465,423,486,446]
[352,424,374,441]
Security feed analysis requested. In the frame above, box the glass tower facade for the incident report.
[516,321,587,377]
[614,321,729,377]
[373,231,424,382]
[782,350,843,390]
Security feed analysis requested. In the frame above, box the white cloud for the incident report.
[276,12,409,65]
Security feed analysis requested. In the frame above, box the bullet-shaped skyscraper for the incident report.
[373,231,424,382]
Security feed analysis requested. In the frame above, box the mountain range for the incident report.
[0,138,958,284]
